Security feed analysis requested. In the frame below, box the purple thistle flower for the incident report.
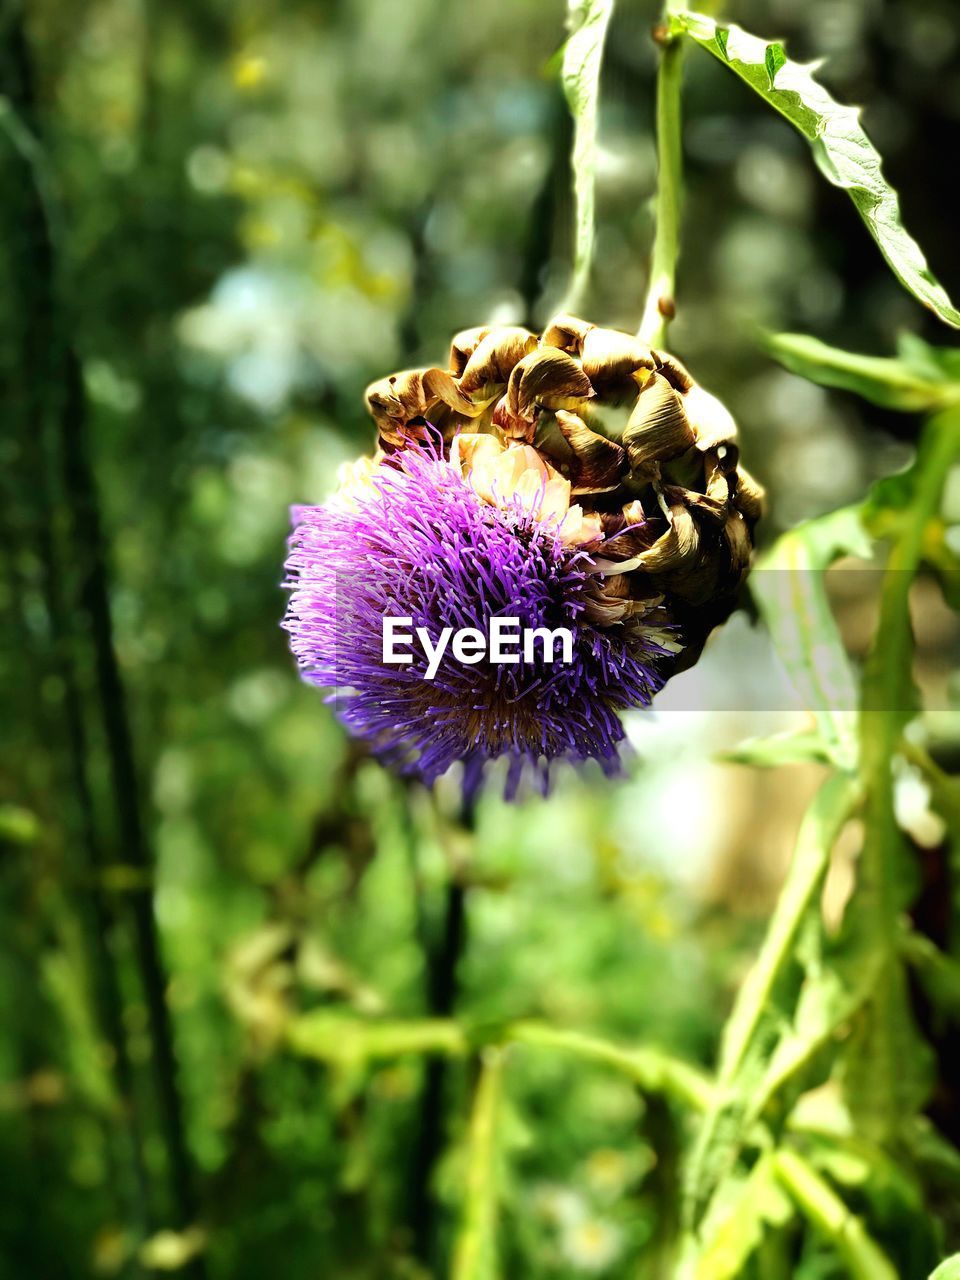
[283,444,671,797]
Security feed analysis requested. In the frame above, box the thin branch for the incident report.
[773,1149,898,1280]
[506,1022,713,1112]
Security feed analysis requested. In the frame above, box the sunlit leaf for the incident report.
[846,412,960,1143]
[930,1259,960,1280]
[561,0,615,309]
[720,728,835,768]
[754,506,872,772]
[671,12,960,328]
[690,1155,793,1280]
[764,332,960,413]
[684,774,861,1228]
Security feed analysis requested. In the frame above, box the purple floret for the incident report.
[282,445,668,797]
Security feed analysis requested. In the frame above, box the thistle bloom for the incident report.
[283,316,763,795]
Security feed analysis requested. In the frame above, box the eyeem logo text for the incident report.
[382,616,574,681]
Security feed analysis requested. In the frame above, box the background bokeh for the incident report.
[2,0,959,1276]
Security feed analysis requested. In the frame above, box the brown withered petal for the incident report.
[362,314,764,678]
[581,327,656,390]
[554,410,625,494]
[622,373,695,471]
[449,326,493,376]
[724,509,753,578]
[594,502,699,576]
[651,350,694,392]
[421,367,489,418]
[662,483,727,524]
[703,452,732,505]
[597,501,658,558]
[732,466,765,522]
[365,369,430,431]
[501,348,594,435]
[599,523,659,560]
[636,502,700,574]
[541,314,594,355]
[583,572,632,624]
[682,384,739,452]
[458,327,537,396]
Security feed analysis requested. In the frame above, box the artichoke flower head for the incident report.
[284,316,763,795]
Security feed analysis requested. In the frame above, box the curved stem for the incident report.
[773,1149,898,1280]
[638,27,684,346]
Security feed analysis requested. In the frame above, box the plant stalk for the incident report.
[854,409,960,1135]
[408,798,472,1265]
[451,1050,504,1280]
[773,1149,898,1280]
[3,16,204,1261]
[639,23,684,346]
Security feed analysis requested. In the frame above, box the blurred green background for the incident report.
[2,0,959,1276]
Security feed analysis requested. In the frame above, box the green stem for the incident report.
[772,1149,898,1280]
[639,25,684,346]
[853,409,960,1135]
[505,1022,712,1111]
[451,1050,505,1280]
[286,1013,711,1110]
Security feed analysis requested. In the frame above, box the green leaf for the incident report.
[751,918,877,1121]
[671,11,960,328]
[720,728,835,768]
[717,776,860,1082]
[901,932,960,1017]
[845,412,960,1142]
[897,332,960,382]
[763,332,960,413]
[561,0,615,310]
[688,1155,793,1280]
[754,505,872,772]
[684,774,861,1229]
[930,1259,960,1280]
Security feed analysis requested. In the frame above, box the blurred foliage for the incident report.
[2,0,960,1277]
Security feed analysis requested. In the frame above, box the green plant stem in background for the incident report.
[409,797,472,1265]
[286,1012,712,1109]
[638,25,684,346]
[451,1050,504,1280]
[852,409,960,1136]
[507,1022,713,1111]
[772,1149,898,1280]
[3,12,201,1260]
[561,0,615,313]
